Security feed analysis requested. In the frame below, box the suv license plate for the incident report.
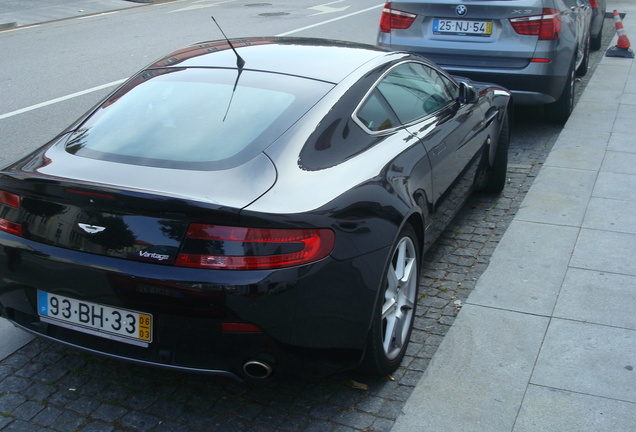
[38,291,153,347]
[434,19,493,36]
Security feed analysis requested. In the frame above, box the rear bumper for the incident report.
[442,68,568,105]
[0,232,387,380]
[417,57,568,105]
[378,39,572,105]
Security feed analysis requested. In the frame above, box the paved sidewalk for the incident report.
[392,1,636,431]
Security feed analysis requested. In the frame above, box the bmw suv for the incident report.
[378,1,592,123]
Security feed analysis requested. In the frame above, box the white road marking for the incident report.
[77,11,119,20]
[168,0,237,13]
[0,79,126,121]
[309,1,351,17]
[277,3,383,36]
[2,24,41,32]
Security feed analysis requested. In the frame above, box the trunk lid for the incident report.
[386,0,545,68]
[1,137,277,265]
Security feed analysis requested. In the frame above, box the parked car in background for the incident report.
[590,0,607,50]
[378,0,593,124]
[0,37,512,382]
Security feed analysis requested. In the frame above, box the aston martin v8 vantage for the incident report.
[0,37,511,381]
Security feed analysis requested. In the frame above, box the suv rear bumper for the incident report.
[379,44,571,105]
[444,67,568,104]
[419,57,569,105]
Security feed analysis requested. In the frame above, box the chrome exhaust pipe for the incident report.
[243,360,274,380]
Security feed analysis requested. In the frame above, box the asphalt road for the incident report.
[0,2,617,431]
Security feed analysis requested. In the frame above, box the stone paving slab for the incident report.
[608,131,636,150]
[530,319,636,403]
[583,196,636,234]
[593,171,636,201]
[514,166,597,225]
[513,386,636,432]
[613,114,636,133]
[564,101,619,133]
[554,268,636,330]
[570,228,636,276]
[390,305,549,432]
[543,129,609,171]
[467,221,578,315]
[601,149,636,174]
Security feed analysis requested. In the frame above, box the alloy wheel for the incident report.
[381,235,418,360]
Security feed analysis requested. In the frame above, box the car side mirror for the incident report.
[459,82,478,104]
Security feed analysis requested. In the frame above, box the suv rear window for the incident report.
[66,68,333,170]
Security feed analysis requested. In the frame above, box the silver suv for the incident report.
[377,0,592,123]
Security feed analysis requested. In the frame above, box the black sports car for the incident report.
[0,37,511,381]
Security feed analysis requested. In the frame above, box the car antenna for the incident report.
[211,16,245,122]
[211,16,245,69]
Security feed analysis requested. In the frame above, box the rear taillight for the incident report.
[380,2,418,33]
[589,0,598,8]
[0,190,22,237]
[510,8,561,40]
[175,224,335,270]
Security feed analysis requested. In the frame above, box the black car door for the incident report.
[372,62,486,223]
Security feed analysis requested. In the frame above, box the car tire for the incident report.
[545,58,575,125]
[576,39,590,77]
[591,20,603,51]
[360,224,419,376]
[478,111,510,194]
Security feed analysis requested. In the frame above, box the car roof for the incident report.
[147,37,392,83]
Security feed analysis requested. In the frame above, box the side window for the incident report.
[438,72,460,102]
[377,62,457,125]
[356,88,400,132]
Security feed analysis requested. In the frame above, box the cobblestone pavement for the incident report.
[0,23,615,432]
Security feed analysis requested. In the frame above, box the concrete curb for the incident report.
[0,20,17,30]
[0,319,33,362]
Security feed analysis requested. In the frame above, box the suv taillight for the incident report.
[510,8,561,41]
[589,0,598,8]
[380,2,418,33]
[0,190,22,237]
[175,224,335,270]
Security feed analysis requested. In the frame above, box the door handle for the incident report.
[432,143,447,156]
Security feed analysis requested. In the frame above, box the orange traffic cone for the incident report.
[606,10,634,58]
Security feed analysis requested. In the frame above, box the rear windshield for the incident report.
[66,68,333,170]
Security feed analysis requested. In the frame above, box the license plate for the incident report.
[38,291,152,347]
[433,19,493,36]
